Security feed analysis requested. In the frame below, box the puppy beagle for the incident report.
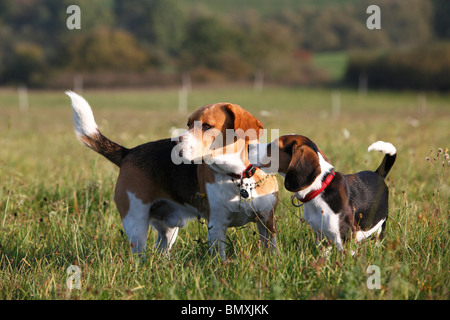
[249,135,396,250]
[66,92,278,260]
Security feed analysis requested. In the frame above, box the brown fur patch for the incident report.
[114,162,171,219]
[253,170,279,197]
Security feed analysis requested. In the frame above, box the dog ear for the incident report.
[225,104,263,141]
[284,144,321,192]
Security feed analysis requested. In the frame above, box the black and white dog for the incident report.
[249,135,396,250]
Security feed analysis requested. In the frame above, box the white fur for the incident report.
[368,141,396,156]
[207,151,247,176]
[303,197,343,250]
[65,91,99,138]
[121,191,151,253]
[355,218,385,242]
[206,174,278,259]
[178,130,205,163]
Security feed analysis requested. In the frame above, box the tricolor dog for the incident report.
[66,92,278,260]
[249,134,396,250]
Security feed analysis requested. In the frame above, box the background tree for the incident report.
[66,28,148,71]
[115,0,186,55]
[432,0,450,39]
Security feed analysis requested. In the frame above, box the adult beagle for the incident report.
[249,134,396,250]
[66,92,278,260]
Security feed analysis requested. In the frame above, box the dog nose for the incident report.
[171,134,185,148]
[173,134,185,145]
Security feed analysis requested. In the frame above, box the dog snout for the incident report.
[173,132,189,146]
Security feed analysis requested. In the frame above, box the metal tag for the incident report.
[240,189,249,199]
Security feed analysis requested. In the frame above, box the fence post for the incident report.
[18,85,29,112]
[254,70,264,93]
[179,87,188,114]
[331,90,341,118]
[417,93,427,116]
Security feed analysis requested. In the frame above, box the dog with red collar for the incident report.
[249,134,396,250]
[66,91,278,260]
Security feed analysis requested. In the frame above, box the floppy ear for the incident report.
[225,104,263,141]
[284,144,321,192]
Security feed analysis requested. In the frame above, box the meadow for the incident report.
[0,86,448,300]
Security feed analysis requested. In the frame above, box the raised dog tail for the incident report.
[66,91,128,167]
[368,141,397,179]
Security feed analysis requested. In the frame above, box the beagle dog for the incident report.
[66,92,278,260]
[249,134,396,250]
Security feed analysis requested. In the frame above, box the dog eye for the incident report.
[202,123,213,131]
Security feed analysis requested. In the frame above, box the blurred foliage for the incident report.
[0,42,47,86]
[115,0,186,55]
[345,42,450,91]
[0,0,448,89]
[66,28,149,71]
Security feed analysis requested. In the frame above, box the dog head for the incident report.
[177,103,263,167]
[249,134,333,193]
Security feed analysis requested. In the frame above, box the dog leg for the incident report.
[121,193,151,253]
[207,218,228,261]
[256,211,278,253]
[152,221,179,254]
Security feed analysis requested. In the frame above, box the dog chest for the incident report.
[206,177,276,227]
[303,198,341,240]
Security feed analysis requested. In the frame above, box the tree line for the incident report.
[0,0,448,89]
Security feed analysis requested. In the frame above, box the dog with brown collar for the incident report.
[66,91,278,260]
[249,134,396,250]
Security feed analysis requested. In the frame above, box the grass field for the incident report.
[0,86,448,300]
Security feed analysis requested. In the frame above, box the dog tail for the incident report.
[368,141,397,179]
[65,91,128,167]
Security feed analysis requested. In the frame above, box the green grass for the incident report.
[0,86,448,300]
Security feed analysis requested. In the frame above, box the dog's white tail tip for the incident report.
[65,91,98,138]
[368,141,396,156]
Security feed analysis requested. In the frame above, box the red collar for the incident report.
[227,164,258,179]
[298,170,335,203]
